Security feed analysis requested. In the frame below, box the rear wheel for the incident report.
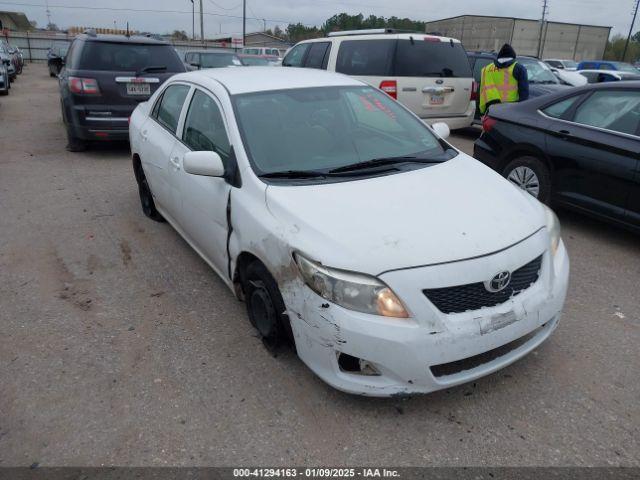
[65,125,87,152]
[135,165,165,222]
[503,156,551,204]
[241,261,293,352]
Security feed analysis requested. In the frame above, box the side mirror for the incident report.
[190,62,201,70]
[183,151,225,177]
[431,122,450,140]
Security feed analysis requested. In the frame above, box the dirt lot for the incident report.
[1,66,639,467]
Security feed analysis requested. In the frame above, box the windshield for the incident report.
[611,62,638,73]
[201,53,242,68]
[233,86,452,177]
[518,58,559,84]
[240,56,270,66]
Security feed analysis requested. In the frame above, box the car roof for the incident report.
[77,33,168,45]
[187,49,237,54]
[299,32,460,44]
[171,66,364,95]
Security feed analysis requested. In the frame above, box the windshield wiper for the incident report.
[259,170,329,179]
[136,65,167,76]
[328,156,441,174]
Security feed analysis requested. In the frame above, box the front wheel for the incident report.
[241,261,293,352]
[503,156,551,204]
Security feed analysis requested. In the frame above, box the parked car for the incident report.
[544,59,578,71]
[59,31,186,151]
[243,46,282,58]
[468,52,572,121]
[0,63,9,95]
[577,69,640,83]
[283,29,476,130]
[47,45,68,77]
[474,82,640,231]
[238,54,280,66]
[8,45,23,74]
[129,67,569,396]
[0,42,16,82]
[184,49,242,70]
[577,60,639,73]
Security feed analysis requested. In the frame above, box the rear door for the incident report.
[393,38,473,120]
[141,83,191,220]
[544,89,640,220]
[73,41,185,121]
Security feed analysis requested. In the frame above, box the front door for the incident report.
[173,88,233,277]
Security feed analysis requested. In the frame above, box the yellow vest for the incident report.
[479,62,519,114]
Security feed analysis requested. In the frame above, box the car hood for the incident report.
[265,153,545,276]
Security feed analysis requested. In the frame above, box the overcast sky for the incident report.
[2,0,638,37]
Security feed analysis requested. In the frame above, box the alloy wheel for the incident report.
[507,166,540,198]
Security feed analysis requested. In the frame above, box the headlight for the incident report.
[293,253,409,318]
[544,205,561,256]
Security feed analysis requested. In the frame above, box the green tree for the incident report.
[604,34,640,62]
[171,30,189,41]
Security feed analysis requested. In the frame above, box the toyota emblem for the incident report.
[485,271,511,292]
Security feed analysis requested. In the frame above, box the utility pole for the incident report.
[537,0,549,59]
[622,0,640,61]
[263,18,266,32]
[242,0,246,47]
[199,0,204,42]
[190,0,195,40]
[45,0,52,28]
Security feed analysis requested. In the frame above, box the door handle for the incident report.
[558,129,572,138]
[140,130,148,141]
[169,157,181,170]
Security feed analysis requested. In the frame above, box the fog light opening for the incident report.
[337,352,381,376]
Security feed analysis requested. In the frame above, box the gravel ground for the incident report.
[0,66,639,467]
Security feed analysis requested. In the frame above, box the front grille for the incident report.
[423,255,543,314]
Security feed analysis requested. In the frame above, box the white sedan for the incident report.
[129,67,569,396]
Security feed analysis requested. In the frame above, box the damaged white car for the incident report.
[129,67,569,396]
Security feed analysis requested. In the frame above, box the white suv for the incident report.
[282,29,476,130]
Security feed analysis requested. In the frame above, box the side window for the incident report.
[582,63,595,70]
[282,43,309,67]
[598,73,618,83]
[64,41,78,69]
[335,40,395,76]
[154,84,190,133]
[542,95,583,119]
[572,90,640,136]
[579,71,597,83]
[304,42,331,69]
[182,90,231,162]
[599,64,612,70]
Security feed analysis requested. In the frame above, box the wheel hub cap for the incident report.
[507,166,540,197]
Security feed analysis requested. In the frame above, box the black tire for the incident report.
[135,168,165,222]
[502,156,551,204]
[242,261,293,352]
[65,125,87,152]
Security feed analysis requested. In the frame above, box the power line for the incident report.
[0,0,313,25]
[207,0,241,11]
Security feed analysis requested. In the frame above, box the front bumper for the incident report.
[289,230,569,396]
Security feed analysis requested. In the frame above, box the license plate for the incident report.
[126,83,151,96]
[430,94,444,105]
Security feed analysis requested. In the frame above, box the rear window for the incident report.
[336,39,471,78]
[201,53,242,68]
[77,42,184,72]
[395,40,471,78]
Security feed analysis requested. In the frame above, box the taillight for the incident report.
[482,115,498,132]
[379,80,397,100]
[470,80,478,102]
[68,77,100,95]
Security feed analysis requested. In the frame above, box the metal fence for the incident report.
[1,30,241,63]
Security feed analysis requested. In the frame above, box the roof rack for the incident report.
[326,28,423,37]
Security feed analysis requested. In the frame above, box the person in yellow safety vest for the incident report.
[479,44,529,115]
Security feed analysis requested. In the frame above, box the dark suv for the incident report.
[59,31,186,151]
